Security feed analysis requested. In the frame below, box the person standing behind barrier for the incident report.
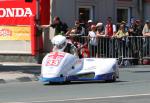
[105,17,117,57]
[66,20,85,36]
[96,23,105,36]
[88,25,98,57]
[105,17,116,37]
[74,20,85,36]
[128,19,143,65]
[142,20,150,36]
[96,22,105,57]
[66,20,85,43]
[142,20,150,58]
[85,20,93,36]
[135,19,143,36]
[114,24,129,58]
[115,24,128,38]
[51,16,68,35]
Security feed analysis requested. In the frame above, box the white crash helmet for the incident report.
[52,35,67,52]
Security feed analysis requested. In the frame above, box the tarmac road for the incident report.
[0,66,150,103]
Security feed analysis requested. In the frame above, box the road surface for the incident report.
[0,66,150,103]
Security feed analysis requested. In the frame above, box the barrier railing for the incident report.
[67,35,150,65]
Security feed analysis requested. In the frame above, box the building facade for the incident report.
[45,0,150,53]
[50,0,150,27]
[50,0,116,27]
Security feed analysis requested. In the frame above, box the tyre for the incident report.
[105,73,116,83]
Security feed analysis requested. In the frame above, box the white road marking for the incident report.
[8,93,150,103]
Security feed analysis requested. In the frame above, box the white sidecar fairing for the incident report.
[40,52,119,83]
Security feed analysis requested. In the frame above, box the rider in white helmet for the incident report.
[52,35,78,56]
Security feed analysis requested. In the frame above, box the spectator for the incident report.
[129,18,136,28]
[127,19,143,65]
[121,21,128,32]
[134,19,143,36]
[96,22,106,57]
[115,24,128,38]
[104,17,117,57]
[96,23,105,36]
[74,20,85,36]
[85,19,93,36]
[115,24,129,58]
[142,20,150,36]
[96,18,104,35]
[66,20,85,44]
[142,20,150,58]
[51,16,68,35]
[66,20,85,36]
[128,19,143,36]
[105,17,116,37]
[88,25,98,57]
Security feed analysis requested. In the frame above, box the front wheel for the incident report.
[105,73,116,83]
[111,74,117,82]
[64,77,71,84]
[64,81,71,84]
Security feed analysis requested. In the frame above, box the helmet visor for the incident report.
[53,42,66,50]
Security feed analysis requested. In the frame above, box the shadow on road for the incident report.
[0,65,41,76]
[43,80,127,86]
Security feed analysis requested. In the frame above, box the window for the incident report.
[78,6,93,23]
[117,8,131,23]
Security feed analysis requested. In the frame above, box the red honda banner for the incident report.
[0,0,36,25]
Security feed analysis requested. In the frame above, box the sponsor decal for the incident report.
[46,52,65,66]
[0,29,12,36]
[0,26,31,40]
[0,8,32,17]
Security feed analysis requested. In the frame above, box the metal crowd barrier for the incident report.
[69,35,150,65]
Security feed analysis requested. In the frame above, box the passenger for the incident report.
[52,35,78,56]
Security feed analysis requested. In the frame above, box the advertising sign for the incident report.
[0,0,36,25]
[0,8,33,17]
[0,26,31,40]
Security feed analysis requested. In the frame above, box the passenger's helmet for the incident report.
[52,35,67,52]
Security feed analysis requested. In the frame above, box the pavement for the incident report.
[0,62,41,84]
